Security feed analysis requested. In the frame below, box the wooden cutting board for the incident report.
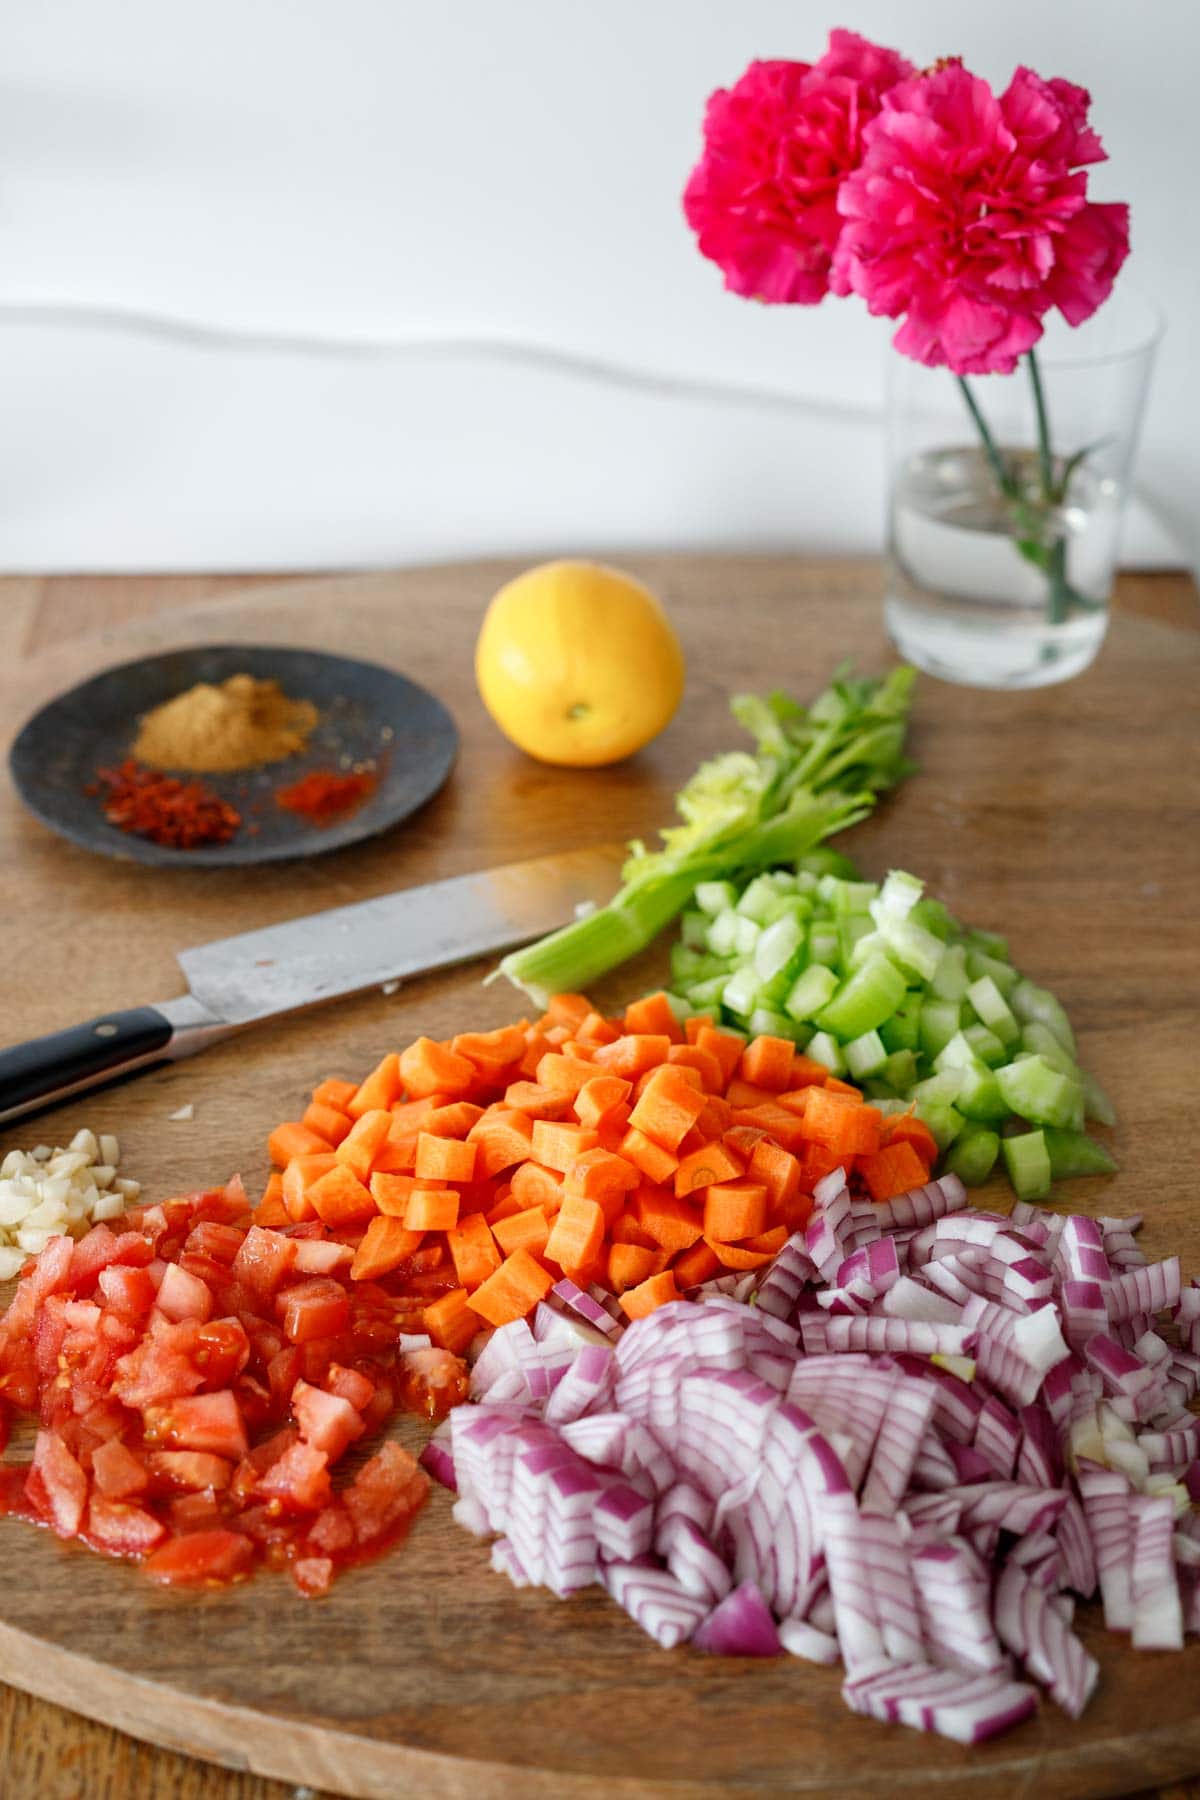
[1,558,1198,1799]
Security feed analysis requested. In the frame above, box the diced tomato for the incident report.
[267,1345,303,1411]
[343,1441,429,1545]
[79,1397,127,1442]
[0,1464,34,1517]
[232,1227,299,1303]
[97,1263,157,1320]
[257,1440,332,1513]
[145,1450,234,1492]
[191,1317,251,1389]
[34,1295,71,1385]
[84,1496,166,1557]
[155,1262,214,1324]
[292,1239,354,1276]
[324,1363,375,1411]
[91,1436,149,1499]
[168,1490,224,1530]
[305,1501,356,1555]
[184,1222,245,1265]
[291,1555,333,1596]
[177,1252,233,1292]
[278,1280,350,1345]
[71,1228,154,1292]
[143,1528,254,1586]
[143,1389,248,1459]
[291,1380,364,1463]
[111,1324,207,1410]
[397,1348,469,1421]
[64,1300,102,1332]
[28,1430,88,1537]
[28,1235,77,1305]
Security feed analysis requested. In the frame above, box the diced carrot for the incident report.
[451,1024,526,1074]
[484,1186,523,1225]
[607,1242,657,1293]
[282,1152,338,1222]
[350,1215,422,1281]
[574,1075,633,1130]
[468,1108,535,1179]
[389,1097,440,1132]
[371,1132,417,1176]
[399,1037,477,1101]
[777,1088,814,1117]
[563,1148,639,1205]
[799,1144,848,1189]
[306,1164,379,1228]
[858,1141,930,1203]
[404,1188,461,1232]
[632,1189,704,1253]
[446,1212,502,1292]
[256,1175,290,1228]
[734,1103,808,1153]
[683,1014,715,1044]
[369,1172,429,1217]
[422,1287,478,1354]
[694,1026,746,1086]
[542,994,594,1033]
[492,1206,551,1259]
[517,1029,556,1080]
[267,1121,331,1167]
[544,1196,605,1273]
[501,1081,571,1121]
[413,1132,477,1183]
[694,1094,734,1140]
[530,1120,600,1174]
[618,1270,679,1320]
[724,1079,778,1110]
[509,1161,565,1215]
[595,1105,633,1148]
[536,1052,600,1097]
[627,1064,708,1152]
[702,1180,769,1244]
[311,1077,358,1111]
[667,1043,725,1093]
[740,1225,789,1257]
[773,1189,815,1233]
[633,1061,703,1102]
[610,1212,658,1250]
[789,1054,831,1089]
[747,1139,803,1211]
[622,991,684,1043]
[618,1128,680,1185]
[800,1090,882,1156]
[466,1248,554,1326]
[574,1011,622,1046]
[675,1141,745,1199]
[723,1124,768,1159]
[880,1113,939,1168]
[704,1237,778,1271]
[302,1102,354,1147]
[672,1240,721,1288]
[348,1052,403,1118]
[334,1109,394,1184]
[591,1034,672,1080]
[424,1101,486,1139]
[738,1035,797,1092]
[824,1076,865,1099]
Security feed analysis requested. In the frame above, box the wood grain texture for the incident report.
[0,562,1197,1800]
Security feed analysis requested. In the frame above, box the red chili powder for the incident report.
[275,767,377,826]
[90,760,241,848]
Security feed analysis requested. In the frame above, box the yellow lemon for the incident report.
[475,560,686,767]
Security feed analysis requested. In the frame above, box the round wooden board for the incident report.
[1,558,1198,1798]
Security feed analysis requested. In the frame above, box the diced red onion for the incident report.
[603,1560,709,1648]
[691,1580,782,1656]
[995,1561,1099,1718]
[1130,1493,1184,1651]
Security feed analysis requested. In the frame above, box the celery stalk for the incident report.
[495,667,915,1005]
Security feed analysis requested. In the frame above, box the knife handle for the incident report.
[0,998,235,1129]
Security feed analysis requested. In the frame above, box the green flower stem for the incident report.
[955,376,1016,499]
[1026,349,1070,627]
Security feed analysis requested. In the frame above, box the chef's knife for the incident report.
[0,844,625,1128]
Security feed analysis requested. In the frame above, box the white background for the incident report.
[0,0,1194,572]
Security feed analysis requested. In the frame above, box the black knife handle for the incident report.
[0,1006,176,1127]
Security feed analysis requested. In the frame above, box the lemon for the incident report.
[475,560,686,767]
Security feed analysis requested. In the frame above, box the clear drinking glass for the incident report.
[884,288,1162,689]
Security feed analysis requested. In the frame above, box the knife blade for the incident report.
[0,844,625,1127]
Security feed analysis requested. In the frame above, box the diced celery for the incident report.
[962,1022,1007,1067]
[913,1099,965,1150]
[757,963,803,1008]
[1082,1069,1117,1128]
[1010,980,1077,1056]
[670,943,706,984]
[882,1049,918,1091]
[913,1070,964,1106]
[1042,1128,1117,1179]
[733,915,762,957]
[736,875,782,923]
[721,966,759,1019]
[792,869,820,895]
[995,1055,1085,1131]
[877,869,923,919]
[662,992,692,1022]
[879,997,922,1054]
[705,908,740,957]
[818,877,877,916]
[872,1096,911,1117]
[695,880,737,917]
[814,954,908,1042]
[1001,1130,1052,1201]
[930,1034,1007,1121]
[680,909,710,950]
[754,915,804,982]
[965,947,1019,997]
[1019,1022,1079,1078]
[910,897,957,941]
[945,1125,1000,1186]
[798,848,861,880]
[872,908,945,981]
[930,943,970,1002]
[837,915,874,970]
[759,891,813,927]
[965,976,1021,1047]
[965,926,1009,962]
[932,1030,977,1073]
[805,1031,846,1075]
[845,1030,887,1079]
[686,975,730,1010]
[919,998,961,1061]
[748,1007,797,1039]
[808,924,840,967]
[785,964,839,1022]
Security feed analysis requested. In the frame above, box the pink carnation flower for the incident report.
[683,30,914,305]
[831,61,1130,374]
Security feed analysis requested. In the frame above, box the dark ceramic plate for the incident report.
[8,644,458,867]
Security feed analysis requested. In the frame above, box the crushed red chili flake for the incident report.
[275,767,377,826]
[89,759,241,848]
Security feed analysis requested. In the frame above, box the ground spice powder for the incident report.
[133,674,319,772]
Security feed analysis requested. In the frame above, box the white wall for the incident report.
[0,0,1194,572]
